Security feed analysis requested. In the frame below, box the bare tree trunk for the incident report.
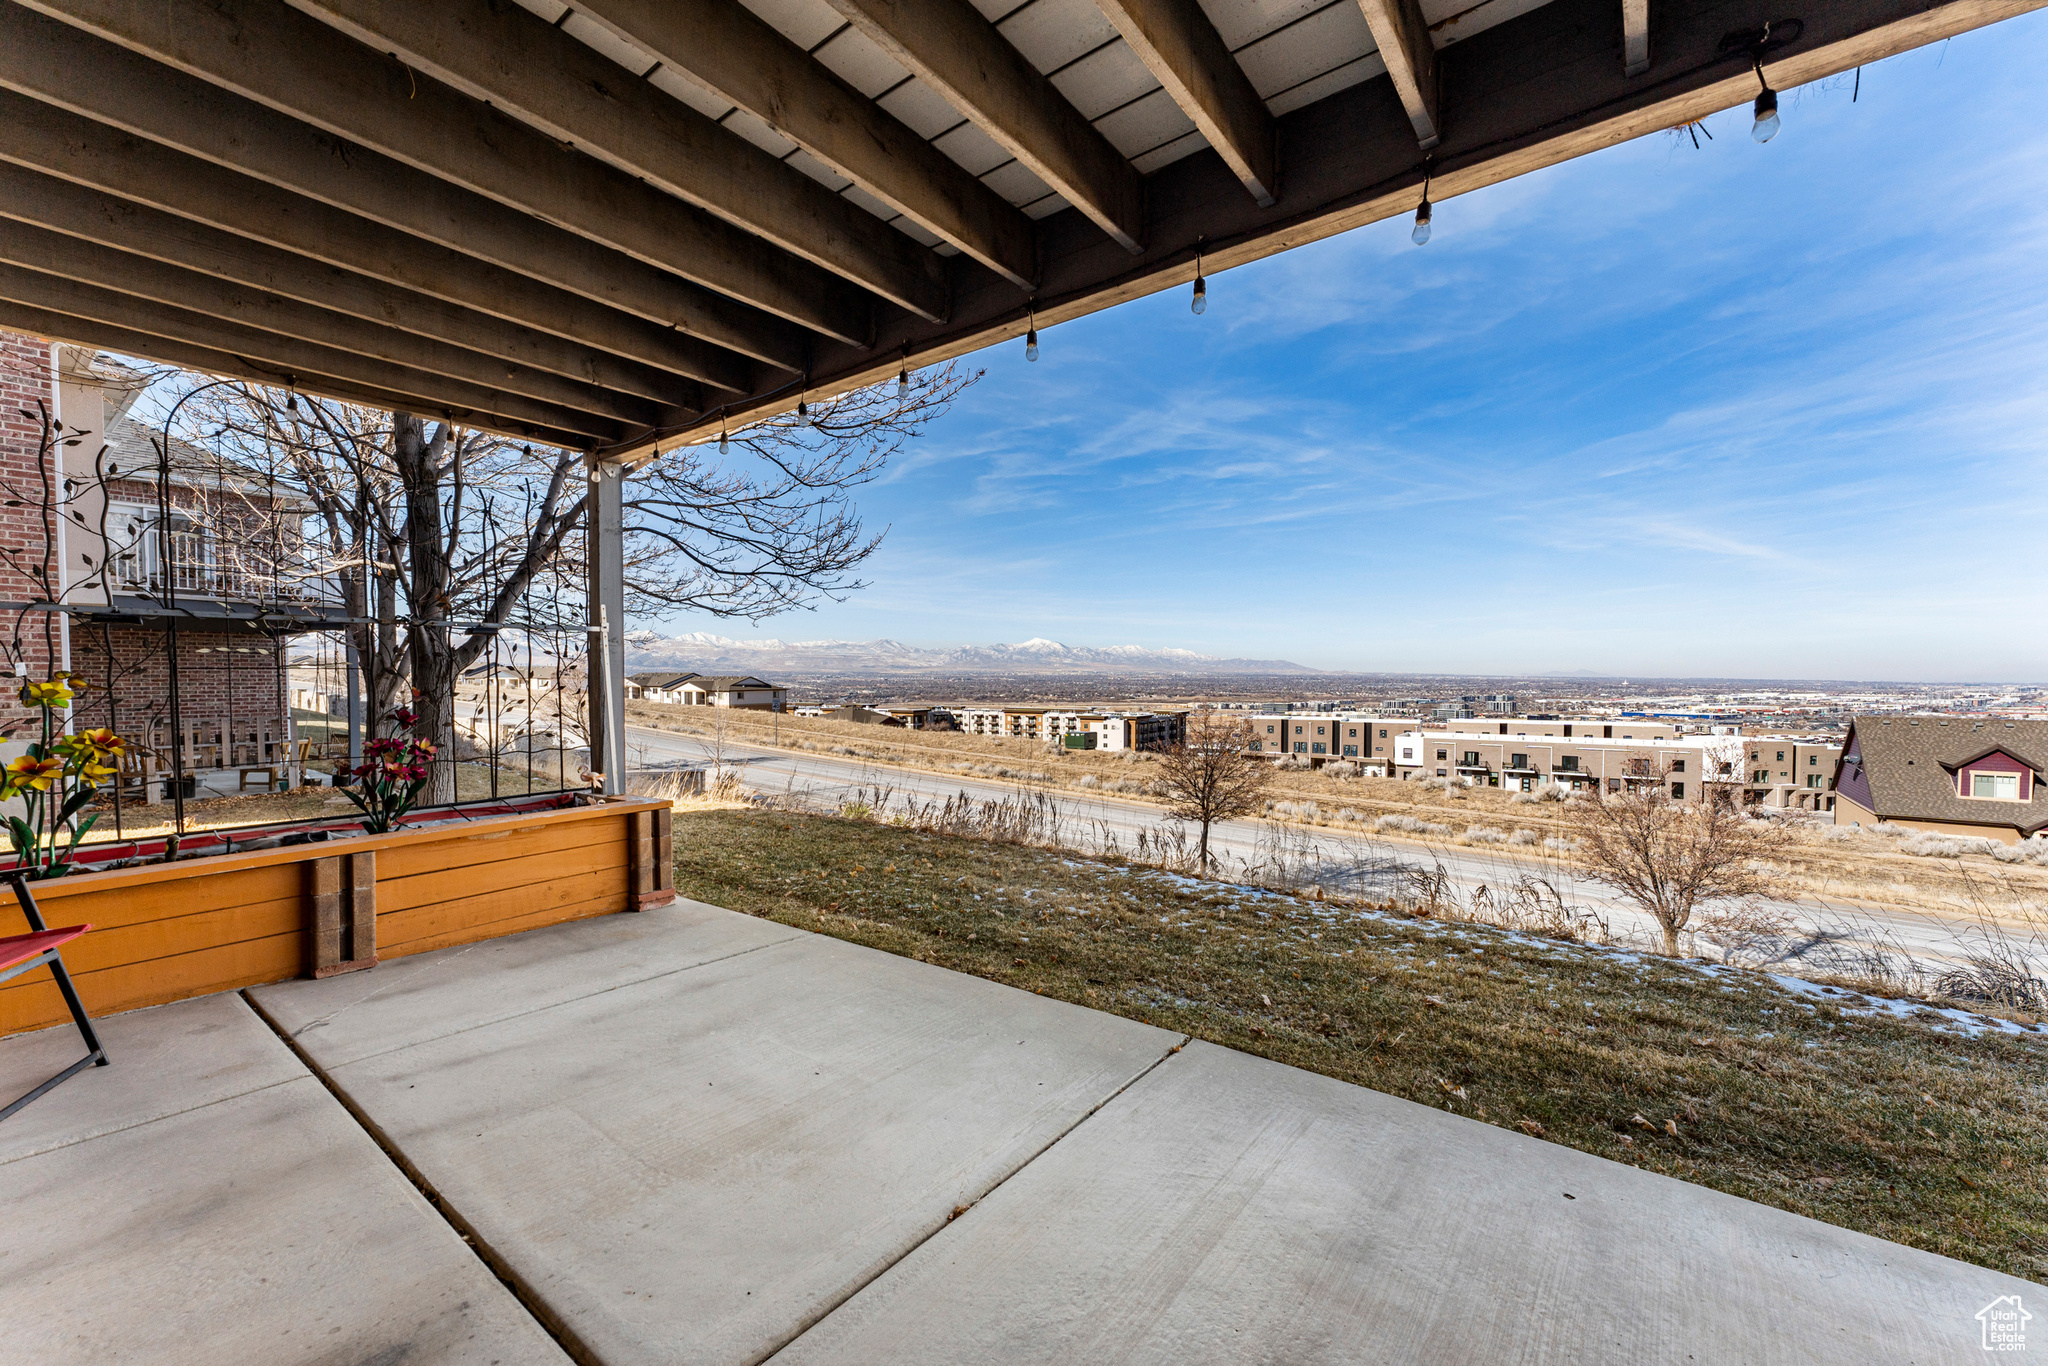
[394,415,459,805]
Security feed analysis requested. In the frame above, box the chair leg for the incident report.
[0,873,108,1124]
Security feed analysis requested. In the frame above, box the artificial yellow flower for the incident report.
[75,727,125,757]
[17,679,73,709]
[6,755,64,791]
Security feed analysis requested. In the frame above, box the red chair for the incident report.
[0,870,106,1122]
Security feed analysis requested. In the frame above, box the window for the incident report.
[1436,749,1448,761]
[1461,752,1480,766]
[1753,770,1771,784]
[1343,744,1357,756]
[1808,755,1819,766]
[1294,725,1304,735]
[1775,750,1786,762]
[1806,775,1823,789]
[1970,771,2021,800]
[1265,725,1275,734]
[1436,768,1447,777]
[1315,725,1325,735]
[1558,756,1579,771]
[1311,742,1326,754]
[1294,742,1308,754]
[1671,783,1685,799]
[1671,759,1685,773]
[1510,753,1528,770]
[1378,729,1388,738]
[1249,741,1262,751]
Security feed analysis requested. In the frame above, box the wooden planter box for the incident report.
[0,797,674,1038]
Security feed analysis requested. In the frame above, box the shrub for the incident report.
[1509,828,1542,846]
[1376,813,1453,837]
[1461,826,1509,845]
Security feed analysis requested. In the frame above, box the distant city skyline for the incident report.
[639,17,2048,682]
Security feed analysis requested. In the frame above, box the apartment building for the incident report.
[1742,736,1843,813]
[1392,731,1730,801]
[955,706,1185,751]
[1243,714,1678,764]
[1381,729,1841,806]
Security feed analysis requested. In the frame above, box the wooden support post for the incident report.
[628,806,675,910]
[308,849,378,976]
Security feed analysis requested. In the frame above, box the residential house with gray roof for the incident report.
[1834,715,2048,842]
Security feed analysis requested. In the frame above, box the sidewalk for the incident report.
[1,898,2027,1364]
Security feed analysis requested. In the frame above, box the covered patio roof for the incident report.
[0,0,2036,460]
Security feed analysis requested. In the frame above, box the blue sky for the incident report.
[660,16,2048,681]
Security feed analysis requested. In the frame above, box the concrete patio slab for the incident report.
[0,993,570,1366]
[778,1039,2027,1366]
[0,991,303,1163]
[250,895,801,1066]
[254,908,1182,1366]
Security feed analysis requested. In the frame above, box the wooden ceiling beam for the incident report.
[0,160,701,410]
[0,220,676,427]
[287,0,951,321]
[0,300,600,449]
[0,265,640,444]
[9,0,881,344]
[1356,0,1441,150]
[574,0,1038,289]
[826,0,1147,254]
[1094,0,1280,207]
[0,34,788,380]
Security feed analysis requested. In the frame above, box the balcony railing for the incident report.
[112,530,340,605]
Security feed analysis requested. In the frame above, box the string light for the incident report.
[718,411,729,453]
[1191,238,1207,314]
[1025,303,1039,362]
[1412,161,1433,246]
[897,352,910,400]
[797,397,811,427]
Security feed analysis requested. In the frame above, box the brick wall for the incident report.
[0,328,60,738]
[70,624,287,753]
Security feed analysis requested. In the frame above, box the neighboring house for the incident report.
[628,671,698,703]
[678,675,786,710]
[1,330,347,779]
[1834,715,2048,843]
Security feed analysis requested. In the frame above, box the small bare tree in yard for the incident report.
[1565,770,1790,955]
[1156,718,1272,871]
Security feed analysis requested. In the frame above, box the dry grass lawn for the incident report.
[672,806,2048,1282]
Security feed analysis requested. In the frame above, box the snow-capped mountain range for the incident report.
[623,631,1313,675]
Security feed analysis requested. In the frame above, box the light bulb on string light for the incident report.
[797,397,811,427]
[1751,69,1780,142]
[1024,302,1039,361]
[1411,160,1433,246]
[1191,238,1207,314]
[896,351,910,400]
[718,412,729,454]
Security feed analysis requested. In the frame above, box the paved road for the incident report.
[627,724,2040,980]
